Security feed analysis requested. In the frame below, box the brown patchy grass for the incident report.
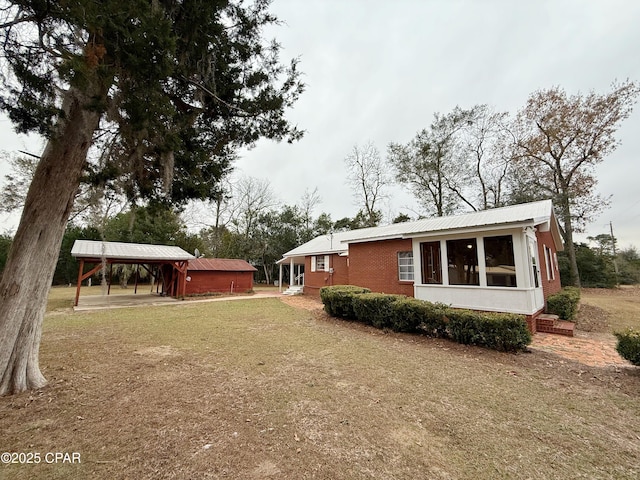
[580,285,640,332]
[1,289,639,479]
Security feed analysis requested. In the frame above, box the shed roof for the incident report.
[188,258,257,272]
[71,240,195,262]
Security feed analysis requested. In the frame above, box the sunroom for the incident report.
[407,225,547,316]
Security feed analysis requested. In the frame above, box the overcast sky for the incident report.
[1,0,639,248]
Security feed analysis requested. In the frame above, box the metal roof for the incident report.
[280,200,561,260]
[71,240,195,262]
[188,258,257,272]
[346,200,556,242]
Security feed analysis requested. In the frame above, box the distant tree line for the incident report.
[1,198,638,289]
[557,235,640,288]
[0,172,393,286]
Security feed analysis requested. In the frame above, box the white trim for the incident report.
[414,284,541,315]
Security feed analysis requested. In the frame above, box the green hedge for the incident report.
[614,329,640,366]
[352,292,406,328]
[393,297,449,336]
[319,285,531,352]
[546,286,581,320]
[319,285,370,319]
[447,310,532,352]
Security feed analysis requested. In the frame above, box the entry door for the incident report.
[421,241,442,284]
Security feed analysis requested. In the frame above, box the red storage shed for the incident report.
[186,258,257,295]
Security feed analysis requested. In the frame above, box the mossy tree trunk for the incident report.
[0,84,104,395]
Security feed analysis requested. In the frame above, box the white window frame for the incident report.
[311,255,329,272]
[398,251,414,281]
[544,245,555,280]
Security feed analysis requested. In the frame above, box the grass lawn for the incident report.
[1,287,639,479]
[580,286,640,332]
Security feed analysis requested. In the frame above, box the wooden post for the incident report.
[134,264,139,294]
[108,263,112,295]
[181,261,188,298]
[75,259,85,306]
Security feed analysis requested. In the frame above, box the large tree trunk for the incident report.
[0,84,104,395]
[560,199,581,288]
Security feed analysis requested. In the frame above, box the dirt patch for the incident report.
[574,302,611,332]
[134,345,181,358]
[279,294,324,312]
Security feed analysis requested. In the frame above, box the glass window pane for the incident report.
[484,235,517,287]
[446,238,479,286]
[421,241,442,284]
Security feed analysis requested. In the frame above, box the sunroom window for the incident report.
[484,235,517,287]
[446,238,479,285]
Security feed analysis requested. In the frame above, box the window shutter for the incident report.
[311,256,316,272]
[324,255,330,272]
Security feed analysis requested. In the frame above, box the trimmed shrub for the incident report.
[319,285,370,319]
[391,297,430,333]
[446,309,480,345]
[614,329,640,366]
[352,293,406,328]
[391,298,449,336]
[447,310,531,352]
[320,286,531,352]
[546,286,581,320]
[419,302,451,338]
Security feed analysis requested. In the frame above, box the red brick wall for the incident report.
[303,254,349,296]
[186,271,254,294]
[536,230,562,300]
[348,239,415,296]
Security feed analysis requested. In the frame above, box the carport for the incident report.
[71,240,195,306]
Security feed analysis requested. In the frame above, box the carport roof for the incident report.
[71,240,195,262]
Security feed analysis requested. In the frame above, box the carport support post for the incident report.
[75,259,85,307]
[278,263,283,293]
[108,263,112,295]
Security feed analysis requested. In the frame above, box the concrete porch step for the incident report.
[282,285,304,296]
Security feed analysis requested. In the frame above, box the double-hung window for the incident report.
[311,255,329,272]
[398,251,414,281]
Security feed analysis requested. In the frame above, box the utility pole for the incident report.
[610,221,620,285]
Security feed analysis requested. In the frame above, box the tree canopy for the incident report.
[513,80,640,286]
[0,0,304,395]
[0,0,304,204]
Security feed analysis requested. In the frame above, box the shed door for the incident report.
[421,241,442,284]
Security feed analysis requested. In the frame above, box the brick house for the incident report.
[278,200,563,321]
[186,258,257,295]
